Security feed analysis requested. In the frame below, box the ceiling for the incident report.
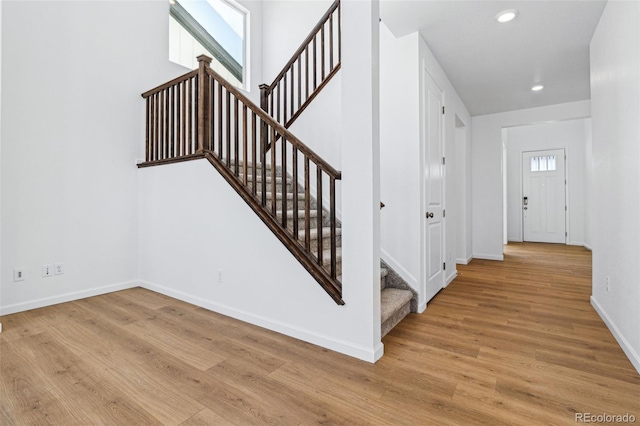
[380,0,607,116]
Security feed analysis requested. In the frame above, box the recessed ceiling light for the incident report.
[531,85,544,91]
[496,9,518,23]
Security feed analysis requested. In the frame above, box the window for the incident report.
[530,155,557,172]
[169,0,247,88]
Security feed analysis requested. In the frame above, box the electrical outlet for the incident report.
[218,269,224,283]
[13,269,25,282]
[42,264,54,277]
[54,263,64,275]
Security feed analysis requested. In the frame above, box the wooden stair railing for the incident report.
[260,0,340,134]
[139,55,343,305]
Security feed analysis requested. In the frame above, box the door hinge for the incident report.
[565,206,567,211]
[442,106,445,115]
[443,262,446,271]
[443,209,446,218]
[565,232,568,237]
[442,157,446,165]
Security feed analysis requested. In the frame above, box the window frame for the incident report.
[169,0,247,85]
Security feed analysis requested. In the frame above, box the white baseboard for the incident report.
[444,271,457,287]
[591,296,640,374]
[473,253,504,261]
[139,280,382,363]
[456,255,472,265]
[567,241,585,247]
[0,280,139,316]
[417,301,427,313]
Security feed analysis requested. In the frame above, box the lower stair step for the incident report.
[381,288,413,337]
[313,247,342,277]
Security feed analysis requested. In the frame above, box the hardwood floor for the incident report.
[1,243,639,425]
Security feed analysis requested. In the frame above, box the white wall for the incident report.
[0,0,3,330]
[471,100,590,260]
[454,120,471,264]
[589,0,640,374]
[379,24,420,292]
[505,119,589,246]
[0,1,185,314]
[261,0,333,81]
[379,22,471,310]
[583,118,594,249]
[138,160,379,361]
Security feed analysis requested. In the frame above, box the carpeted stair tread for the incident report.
[381,288,413,325]
[278,209,319,220]
[265,192,305,200]
[313,247,342,266]
[298,227,342,240]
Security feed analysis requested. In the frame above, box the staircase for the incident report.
[138,0,414,337]
[239,159,414,336]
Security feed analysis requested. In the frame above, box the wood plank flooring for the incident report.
[1,243,639,425]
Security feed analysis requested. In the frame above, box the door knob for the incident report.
[426,212,434,218]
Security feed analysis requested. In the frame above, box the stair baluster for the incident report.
[140,55,343,304]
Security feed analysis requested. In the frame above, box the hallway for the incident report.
[386,242,640,424]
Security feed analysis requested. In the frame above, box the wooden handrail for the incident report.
[260,0,341,131]
[266,0,340,92]
[206,66,341,179]
[141,70,198,98]
[139,55,343,304]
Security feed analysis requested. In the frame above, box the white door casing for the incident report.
[522,149,566,244]
[423,68,445,303]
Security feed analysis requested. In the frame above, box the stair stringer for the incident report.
[138,158,381,362]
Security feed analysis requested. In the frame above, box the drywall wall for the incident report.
[471,100,590,260]
[0,0,3,331]
[590,0,640,373]
[583,119,594,249]
[0,1,185,314]
[261,0,333,80]
[379,24,420,293]
[138,159,379,361]
[505,119,588,245]
[379,22,471,310]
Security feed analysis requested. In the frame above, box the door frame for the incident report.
[419,63,446,310]
[521,148,568,244]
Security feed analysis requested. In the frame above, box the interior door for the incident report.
[522,149,566,243]
[424,69,444,302]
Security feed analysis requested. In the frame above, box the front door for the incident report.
[424,69,444,302]
[522,149,566,243]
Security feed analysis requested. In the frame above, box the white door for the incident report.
[424,69,444,302]
[522,149,566,243]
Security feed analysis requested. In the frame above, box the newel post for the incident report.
[259,84,270,154]
[259,83,270,114]
[197,55,212,153]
